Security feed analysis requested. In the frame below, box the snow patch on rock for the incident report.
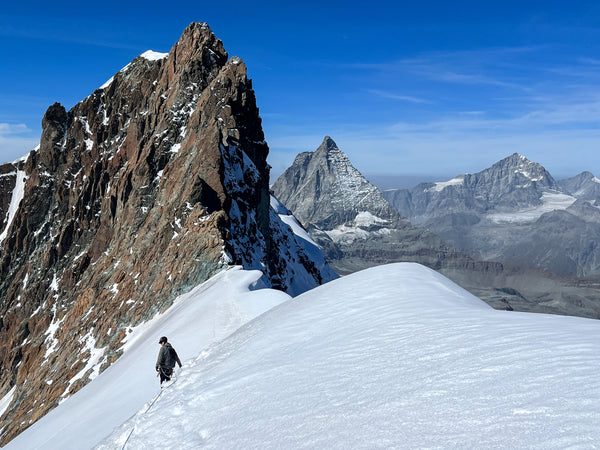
[0,168,27,244]
[487,191,577,223]
[429,175,465,192]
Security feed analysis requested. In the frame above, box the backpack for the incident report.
[163,345,177,369]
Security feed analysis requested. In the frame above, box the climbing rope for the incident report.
[121,369,179,450]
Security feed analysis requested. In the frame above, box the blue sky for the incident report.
[2,1,600,186]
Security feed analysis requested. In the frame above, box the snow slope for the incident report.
[0,168,26,244]
[4,268,289,450]
[92,263,600,449]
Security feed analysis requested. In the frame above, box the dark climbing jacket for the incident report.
[156,343,182,370]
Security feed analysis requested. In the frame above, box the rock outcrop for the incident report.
[0,23,335,444]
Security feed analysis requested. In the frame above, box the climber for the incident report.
[155,336,182,385]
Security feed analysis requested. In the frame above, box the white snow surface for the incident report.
[270,196,317,246]
[139,50,169,61]
[487,191,577,223]
[325,212,393,244]
[0,168,27,244]
[430,175,465,192]
[0,387,16,418]
[5,267,289,450]
[353,211,389,227]
[7,263,600,449]
[93,263,600,449]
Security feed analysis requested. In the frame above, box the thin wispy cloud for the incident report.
[347,46,544,91]
[267,91,600,181]
[366,89,431,104]
[578,57,600,66]
[0,23,143,51]
[0,123,30,135]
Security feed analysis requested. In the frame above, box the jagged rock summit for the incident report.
[0,22,335,444]
[272,136,398,229]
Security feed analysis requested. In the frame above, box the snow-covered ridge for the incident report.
[93,263,600,449]
[140,50,169,61]
[7,263,600,448]
[12,151,31,165]
[271,196,317,247]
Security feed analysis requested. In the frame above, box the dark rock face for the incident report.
[0,23,333,444]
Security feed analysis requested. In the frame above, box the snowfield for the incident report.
[486,191,577,223]
[7,263,600,449]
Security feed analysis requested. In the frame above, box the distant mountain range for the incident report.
[383,153,600,277]
[273,139,600,320]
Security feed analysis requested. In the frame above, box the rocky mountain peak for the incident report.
[0,22,334,445]
[483,152,557,189]
[272,136,397,229]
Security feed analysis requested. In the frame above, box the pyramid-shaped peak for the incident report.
[475,152,558,191]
